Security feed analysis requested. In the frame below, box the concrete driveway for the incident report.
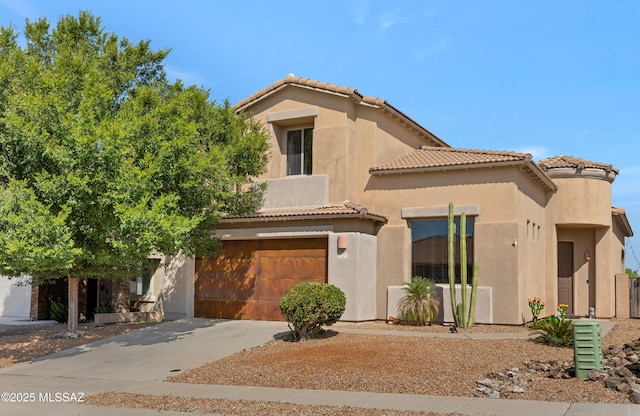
[0,318,289,414]
[2,318,289,382]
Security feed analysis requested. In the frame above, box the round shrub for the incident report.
[278,282,346,341]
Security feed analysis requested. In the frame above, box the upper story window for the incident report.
[287,128,313,175]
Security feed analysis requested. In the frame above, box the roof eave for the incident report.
[234,76,449,148]
[369,160,514,175]
[613,209,634,237]
[523,160,558,193]
[369,159,557,193]
[361,98,448,148]
[221,213,388,225]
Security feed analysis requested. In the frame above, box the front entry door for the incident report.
[557,242,574,314]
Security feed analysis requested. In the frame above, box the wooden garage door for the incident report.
[195,238,327,321]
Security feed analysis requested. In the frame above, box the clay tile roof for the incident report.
[235,74,362,110]
[370,146,557,192]
[370,147,532,172]
[612,207,634,237]
[222,201,387,224]
[234,75,448,148]
[538,156,619,174]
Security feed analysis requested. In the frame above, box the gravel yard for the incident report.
[165,320,635,403]
[4,318,640,415]
[86,319,640,415]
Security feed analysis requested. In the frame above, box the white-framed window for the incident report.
[286,127,313,175]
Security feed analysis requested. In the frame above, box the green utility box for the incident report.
[573,321,603,379]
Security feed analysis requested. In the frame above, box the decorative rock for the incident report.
[617,366,635,378]
[605,377,623,389]
[477,378,500,389]
[550,368,563,379]
[587,370,608,381]
[617,383,631,393]
[628,363,640,373]
[50,330,85,339]
[478,336,640,404]
[487,390,500,399]
[508,386,525,394]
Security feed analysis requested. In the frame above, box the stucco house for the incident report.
[23,75,633,325]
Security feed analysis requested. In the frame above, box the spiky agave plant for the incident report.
[398,277,440,326]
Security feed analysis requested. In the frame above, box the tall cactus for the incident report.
[468,263,479,326]
[447,203,458,326]
[460,212,467,328]
[448,202,479,328]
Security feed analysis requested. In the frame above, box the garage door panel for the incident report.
[196,253,257,279]
[253,278,288,300]
[195,298,246,319]
[254,276,322,300]
[260,257,326,280]
[259,248,326,258]
[196,276,257,300]
[195,238,327,321]
[257,300,285,321]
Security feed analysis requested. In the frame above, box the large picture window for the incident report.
[411,217,474,284]
[287,128,313,175]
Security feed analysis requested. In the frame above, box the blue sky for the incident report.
[2,0,640,268]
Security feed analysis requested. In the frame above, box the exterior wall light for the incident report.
[337,235,348,250]
[584,251,591,261]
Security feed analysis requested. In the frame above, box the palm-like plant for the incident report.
[532,316,574,347]
[398,277,440,326]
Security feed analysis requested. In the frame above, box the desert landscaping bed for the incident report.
[166,329,630,403]
[85,319,640,416]
[4,318,640,415]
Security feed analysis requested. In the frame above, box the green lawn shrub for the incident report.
[278,282,346,341]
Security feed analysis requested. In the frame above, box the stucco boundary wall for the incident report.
[615,273,630,319]
[94,311,164,326]
[387,284,493,324]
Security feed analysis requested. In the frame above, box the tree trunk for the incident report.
[68,277,79,333]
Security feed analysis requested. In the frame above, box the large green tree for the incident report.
[0,12,270,332]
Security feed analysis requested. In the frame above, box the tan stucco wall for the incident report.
[367,167,550,324]
[544,177,622,319]
[594,226,619,318]
[328,232,377,321]
[546,177,613,227]
[247,87,438,206]
[235,83,628,325]
[375,224,410,318]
